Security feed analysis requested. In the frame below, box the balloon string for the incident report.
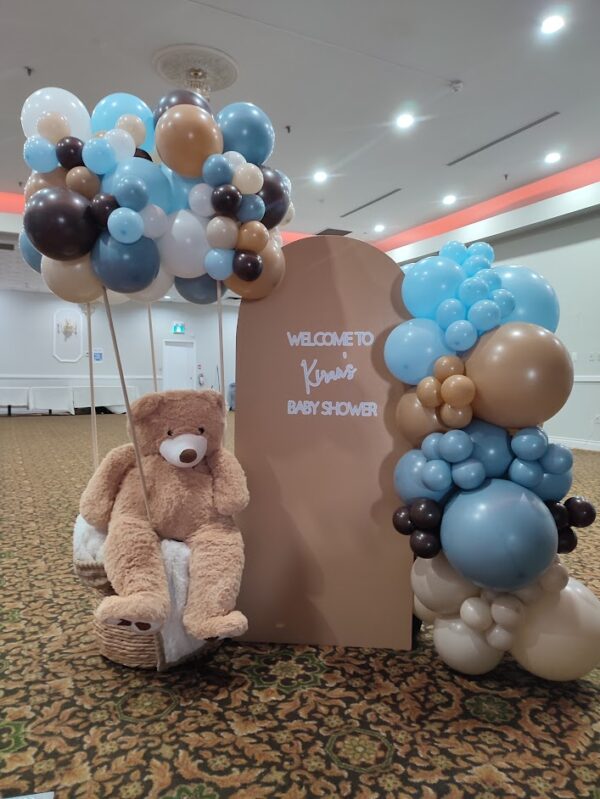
[216,281,226,398]
[102,288,153,527]
[147,303,158,392]
[86,303,99,472]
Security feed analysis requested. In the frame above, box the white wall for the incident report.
[0,290,239,407]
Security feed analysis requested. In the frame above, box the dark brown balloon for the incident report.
[91,193,119,229]
[392,506,414,535]
[153,89,212,125]
[134,148,153,161]
[410,530,441,559]
[557,527,577,553]
[233,250,263,282]
[409,499,442,531]
[56,136,84,170]
[224,239,285,300]
[212,184,243,217]
[258,167,290,229]
[24,187,98,261]
[545,500,569,529]
[565,496,596,528]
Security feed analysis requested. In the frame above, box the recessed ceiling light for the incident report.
[313,170,328,184]
[164,295,172,299]
[544,151,561,164]
[541,14,565,34]
[442,194,457,206]
[374,223,385,233]
[395,112,415,130]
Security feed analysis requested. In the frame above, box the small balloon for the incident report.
[24,167,67,201]
[18,230,43,272]
[153,89,212,126]
[409,498,442,530]
[114,175,149,211]
[216,102,275,165]
[91,193,119,229]
[92,92,154,151]
[205,248,235,280]
[257,167,291,229]
[140,204,168,239]
[233,250,263,282]
[107,207,144,244]
[557,527,577,553]
[238,194,266,223]
[232,163,264,194]
[445,319,478,352]
[564,496,596,528]
[224,238,285,300]
[82,137,117,175]
[416,377,442,409]
[24,136,59,173]
[37,111,70,144]
[116,114,146,147]
[410,531,441,559]
[440,375,475,408]
[212,184,243,217]
[392,506,415,535]
[433,355,465,382]
[206,216,239,249]
[188,183,215,218]
[395,391,447,448]
[439,403,473,429]
[202,154,234,187]
[237,221,269,253]
[66,166,100,200]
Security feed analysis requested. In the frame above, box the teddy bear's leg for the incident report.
[95,514,171,635]
[183,521,248,640]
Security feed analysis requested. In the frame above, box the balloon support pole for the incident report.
[216,281,226,397]
[147,303,158,392]
[86,303,99,472]
[102,288,153,526]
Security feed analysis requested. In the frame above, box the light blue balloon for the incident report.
[439,241,468,264]
[462,255,491,277]
[205,248,235,280]
[465,420,512,478]
[445,319,477,352]
[114,176,149,211]
[452,458,486,490]
[83,138,117,175]
[107,208,144,244]
[91,93,154,151]
[467,299,501,332]
[458,277,488,307]
[202,154,234,187]
[104,159,172,211]
[23,136,59,173]
[216,102,275,165]
[494,265,560,332]
[509,458,544,488]
[421,432,444,461]
[468,241,495,263]
[477,269,501,291]
[401,256,465,319]
[531,468,573,501]
[238,194,266,223]
[441,479,557,591]
[421,459,453,492]
[439,430,473,463]
[393,450,449,503]
[160,166,196,211]
[384,319,452,385]
[539,443,573,475]
[91,232,159,292]
[436,298,466,330]
[511,427,548,461]
[491,288,515,318]
[18,230,42,272]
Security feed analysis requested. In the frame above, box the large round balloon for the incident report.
[21,87,91,141]
[175,273,220,305]
[257,167,291,229]
[24,167,68,201]
[434,617,504,675]
[495,265,560,332]
[91,93,154,151]
[511,578,600,680]
[24,187,98,261]
[464,419,512,477]
[465,323,573,427]
[224,238,285,300]
[91,233,159,293]
[41,254,103,303]
[103,158,172,211]
[160,166,197,211]
[395,390,447,447]
[441,479,558,591]
[18,230,42,273]
[155,105,222,179]
[384,318,453,385]
[402,256,465,319]
[153,89,212,126]
[158,210,209,279]
[216,102,275,165]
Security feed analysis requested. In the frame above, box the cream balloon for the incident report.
[41,255,102,303]
[188,183,214,218]
[490,595,523,629]
[433,617,504,675]
[538,559,569,593]
[140,204,169,239]
[411,553,478,614]
[511,578,600,681]
[21,87,91,141]
[116,114,146,146]
[158,210,209,278]
[223,150,246,171]
[232,163,264,194]
[105,128,136,161]
[129,267,174,304]
[206,216,239,249]
[37,111,70,144]
[282,201,295,226]
[95,289,129,306]
[414,596,437,625]
[460,596,493,632]
[485,624,514,651]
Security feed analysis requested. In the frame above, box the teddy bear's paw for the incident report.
[184,609,248,640]
[95,594,169,635]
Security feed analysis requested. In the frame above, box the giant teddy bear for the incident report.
[79,389,249,642]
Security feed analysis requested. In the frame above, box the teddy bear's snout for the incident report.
[179,449,197,464]
[159,433,207,469]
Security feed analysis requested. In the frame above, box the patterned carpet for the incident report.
[0,414,598,799]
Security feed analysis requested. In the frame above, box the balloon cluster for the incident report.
[386,239,600,679]
[19,87,293,305]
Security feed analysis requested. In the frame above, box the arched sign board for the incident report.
[235,236,412,649]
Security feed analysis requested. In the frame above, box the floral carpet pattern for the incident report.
[0,415,599,799]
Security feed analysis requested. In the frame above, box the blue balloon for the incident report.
[531,469,573,501]
[462,255,491,277]
[384,319,452,385]
[23,136,59,173]
[401,256,465,319]
[477,269,501,291]
[511,427,548,461]
[421,432,444,461]
[91,233,159,292]
[458,277,488,307]
[509,458,544,489]
[175,274,219,305]
[445,320,477,352]
[436,298,466,330]
[465,420,513,478]
[467,299,501,332]
[468,241,495,263]
[83,138,117,175]
[104,159,172,211]
[439,241,468,264]
[91,93,154,151]
[202,154,234,187]
[107,208,144,244]
[205,248,235,280]
[421,459,453,492]
[216,102,275,165]
[160,166,197,211]
[114,176,149,211]
[393,450,449,503]
[491,288,515,318]
[439,430,473,463]
[18,230,42,272]
[238,194,266,223]
[441,479,557,591]
[539,443,573,475]
[452,458,486,490]
[494,265,560,332]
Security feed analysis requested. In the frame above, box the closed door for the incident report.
[162,339,196,390]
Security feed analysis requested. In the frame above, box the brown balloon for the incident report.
[465,322,573,428]
[24,167,67,201]
[434,354,464,382]
[37,111,70,144]
[440,374,476,408]
[237,221,269,253]
[395,390,447,447]
[224,239,285,300]
[66,166,100,200]
[439,403,473,429]
[41,255,103,303]
[155,104,222,178]
[416,376,442,408]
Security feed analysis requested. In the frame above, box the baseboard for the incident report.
[549,435,600,452]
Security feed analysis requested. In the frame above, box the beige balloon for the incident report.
[24,167,67,201]
[511,578,600,680]
[206,216,239,249]
[485,624,514,652]
[411,553,478,615]
[66,166,100,200]
[237,221,269,253]
[439,402,473,429]
[434,355,464,382]
[433,617,504,675]
[41,255,103,303]
[490,594,523,629]
[440,374,476,408]
[232,163,264,194]
[155,104,223,178]
[414,596,437,625]
[460,596,493,632]
[37,111,70,144]
[395,390,446,447]
[117,113,146,147]
[416,376,442,409]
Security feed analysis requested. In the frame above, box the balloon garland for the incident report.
[386,241,600,679]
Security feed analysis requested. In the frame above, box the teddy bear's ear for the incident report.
[130,392,164,421]
[202,389,225,413]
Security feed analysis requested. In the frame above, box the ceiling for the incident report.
[1,0,600,246]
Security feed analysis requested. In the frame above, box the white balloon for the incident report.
[513,584,543,605]
[94,289,129,306]
[104,128,136,161]
[411,553,478,614]
[189,183,215,218]
[414,596,437,625]
[485,624,514,651]
[282,201,295,226]
[223,150,247,171]
[460,596,493,632]
[490,594,523,629]
[129,267,174,304]
[232,163,264,194]
[141,204,169,239]
[21,87,91,141]
[159,210,209,279]
[539,560,569,593]
[270,228,283,248]
[434,617,504,675]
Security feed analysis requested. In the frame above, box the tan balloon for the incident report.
[433,617,504,675]
[440,374,476,408]
[37,111,70,144]
[155,104,223,178]
[460,596,493,632]
[434,355,464,382]
[206,216,239,249]
[395,390,446,447]
[117,113,146,146]
[439,403,473,429]
[416,376,442,409]
[232,163,264,194]
[411,553,478,615]
[66,166,100,200]
[237,221,269,253]
[414,596,437,625]
[225,239,285,300]
[24,167,67,200]
[465,322,573,428]
[41,255,103,303]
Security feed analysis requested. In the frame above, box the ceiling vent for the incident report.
[317,228,351,236]
[341,188,402,218]
[152,45,238,99]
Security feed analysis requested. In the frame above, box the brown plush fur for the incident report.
[79,390,249,639]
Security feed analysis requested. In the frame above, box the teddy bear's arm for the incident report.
[207,448,250,517]
[79,444,136,530]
